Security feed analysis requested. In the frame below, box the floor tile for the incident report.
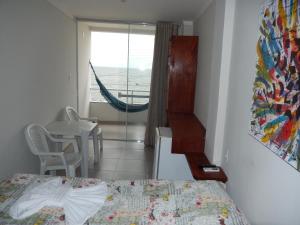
[103,141,125,149]
[121,150,146,160]
[101,152,121,159]
[126,124,146,140]
[87,123,154,180]
[100,124,126,140]
[125,142,145,150]
[113,171,146,180]
[116,159,147,173]
[95,170,115,181]
[102,148,124,155]
[98,158,119,171]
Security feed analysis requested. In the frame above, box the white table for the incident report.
[46,120,98,177]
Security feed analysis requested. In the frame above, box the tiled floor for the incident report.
[100,123,146,141]
[88,123,154,180]
[88,141,153,180]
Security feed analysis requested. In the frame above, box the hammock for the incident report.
[89,61,149,113]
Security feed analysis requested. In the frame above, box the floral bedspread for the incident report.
[0,174,249,225]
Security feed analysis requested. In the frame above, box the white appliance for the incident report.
[153,127,194,180]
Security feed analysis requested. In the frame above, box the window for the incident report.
[90,26,155,105]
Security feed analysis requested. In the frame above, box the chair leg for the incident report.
[99,132,103,152]
[40,164,46,175]
[76,136,81,151]
[68,166,76,177]
[64,166,70,177]
[93,129,100,164]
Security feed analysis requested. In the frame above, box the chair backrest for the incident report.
[25,124,51,156]
[65,106,80,122]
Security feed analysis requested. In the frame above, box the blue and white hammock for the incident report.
[89,61,149,113]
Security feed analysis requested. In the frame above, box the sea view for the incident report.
[90,66,151,105]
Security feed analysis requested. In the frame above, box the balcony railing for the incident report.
[90,87,150,105]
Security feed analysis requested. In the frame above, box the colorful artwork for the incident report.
[250,0,300,171]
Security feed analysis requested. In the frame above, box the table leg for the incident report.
[92,127,100,163]
[52,134,63,152]
[80,132,89,178]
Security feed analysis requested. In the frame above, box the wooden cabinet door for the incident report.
[167,36,198,113]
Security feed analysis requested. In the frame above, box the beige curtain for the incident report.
[144,22,178,147]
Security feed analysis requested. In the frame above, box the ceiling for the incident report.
[47,0,212,23]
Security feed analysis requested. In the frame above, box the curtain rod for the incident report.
[76,17,181,26]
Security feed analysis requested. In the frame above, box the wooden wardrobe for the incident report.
[166,36,227,182]
[167,36,198,114]
[166,36,206,155]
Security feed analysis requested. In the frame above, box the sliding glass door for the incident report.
[90,24,128,141]
[126,24,155,142]
[90,22,155,142]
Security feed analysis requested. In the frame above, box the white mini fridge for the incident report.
[152,127,194,180]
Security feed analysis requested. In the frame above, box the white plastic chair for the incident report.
[25,124,81,177]
[65,106,103,163]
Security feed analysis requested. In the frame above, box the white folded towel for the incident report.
[9,177,107,225]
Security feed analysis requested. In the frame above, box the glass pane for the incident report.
[89,23,155,142]
[90,30,128,102]
[90,23,129,140]
[127,24,155,141]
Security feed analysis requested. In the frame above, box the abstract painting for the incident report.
[250,0,300,171]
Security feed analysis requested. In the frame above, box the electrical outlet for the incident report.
[68,73,72,81]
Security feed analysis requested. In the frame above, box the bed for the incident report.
[0,174,249,225]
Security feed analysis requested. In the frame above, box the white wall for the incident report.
[209,0,235,165]
[77,22,91,117]
[193,0,227,164]
[0,0,76,178]
[194,2,216,127]
[222,0,300,224]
